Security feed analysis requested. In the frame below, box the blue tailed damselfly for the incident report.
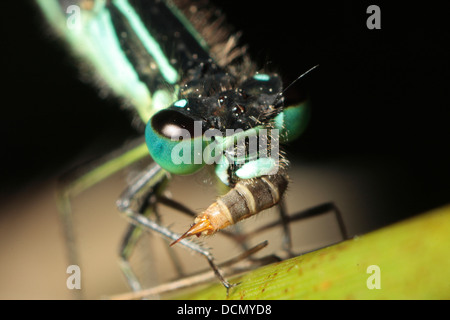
[36,0,347,298]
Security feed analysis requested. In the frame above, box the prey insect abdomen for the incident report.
[171,170,289,245]
[222,171,289,223]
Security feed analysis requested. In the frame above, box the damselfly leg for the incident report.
[57,138,149,296]
[116,162,234,291]
[58,143,272,297]
[113,196,349,299]
[241,201,349,259]
[58,138,348,298]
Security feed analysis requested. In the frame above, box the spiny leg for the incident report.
[277,199,293,255]
[119,200,348,298]
[239,201,348,256]
[118,171,349,295]
[287,202,348,242]
[118,164,263,294]
[152,203,186,279]
[118,223,148,292]
[122,208,235,292]
[118,182,191,290]
[118,189,161,292]
[155,194,284,280]
[109,240,275,300]
[116,162,234,291]
[56,139,150,298]
[270,200,347,257]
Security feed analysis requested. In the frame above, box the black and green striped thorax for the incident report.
[38,0,310,186]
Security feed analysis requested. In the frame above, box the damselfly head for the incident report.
[145,60,286,178]
[173,63,285,132]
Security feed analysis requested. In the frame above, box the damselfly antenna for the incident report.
[274,64,319,106]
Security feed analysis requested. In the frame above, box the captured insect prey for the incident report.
[36,0,347,298]
[169,168,290,246]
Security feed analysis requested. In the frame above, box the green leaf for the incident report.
[172,205,450,299]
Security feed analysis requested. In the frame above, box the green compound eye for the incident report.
[274,99,311,143]
[145,109,206,175]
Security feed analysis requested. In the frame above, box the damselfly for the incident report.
[36,0,347,298]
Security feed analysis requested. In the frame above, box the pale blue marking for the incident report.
[236,157,278,179]
[253,73,271,81]
[215,155,231,186]
[174,99,188,108]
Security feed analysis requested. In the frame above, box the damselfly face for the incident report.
[145,60,285,182]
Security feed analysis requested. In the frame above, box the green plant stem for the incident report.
[172,205,450,299]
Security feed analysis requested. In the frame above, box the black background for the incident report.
[2,1,450,231]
